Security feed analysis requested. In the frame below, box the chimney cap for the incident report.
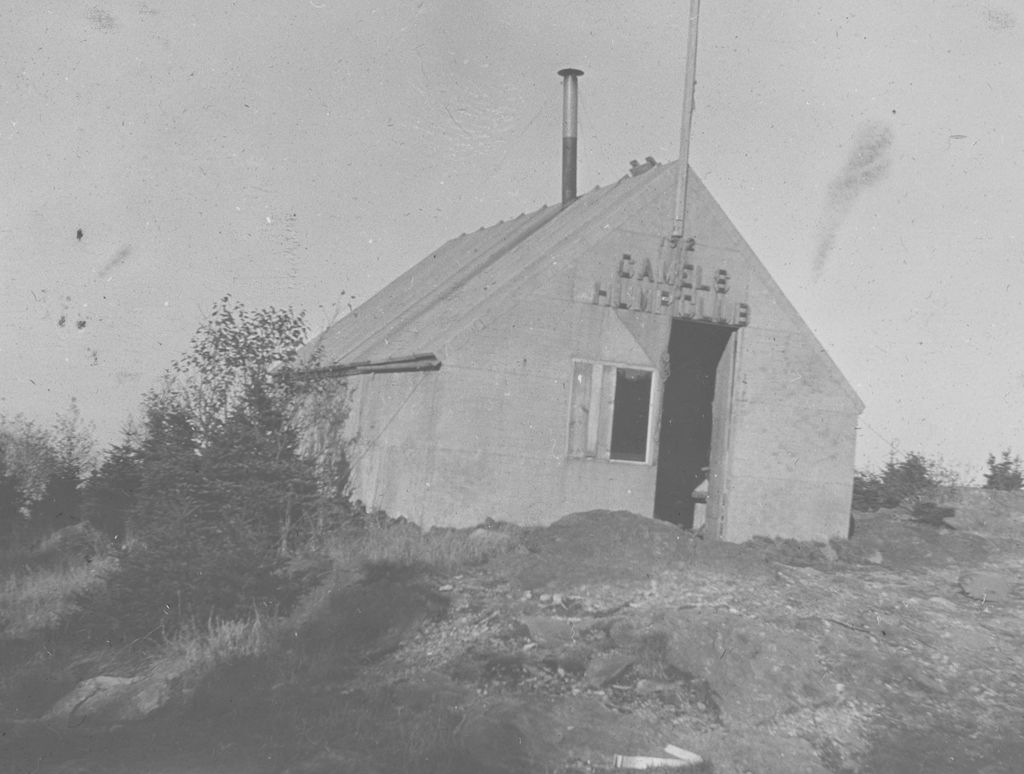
[557,68,584,78]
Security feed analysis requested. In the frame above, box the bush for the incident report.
[984,449,1023,491]
[32,522,109,569]
[148,615,276,691]
[852,470,885,511]
[909,502,957,528]
[58,298,336,650]
[68,508,311,648]
[880,452,937,507]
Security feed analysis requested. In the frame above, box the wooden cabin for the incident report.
[299,158,863,542]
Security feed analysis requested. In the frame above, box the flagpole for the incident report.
[670,0,701,244]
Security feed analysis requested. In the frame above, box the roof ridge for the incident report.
[456,165,642,236]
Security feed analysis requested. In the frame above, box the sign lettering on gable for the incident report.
[592,253,750,326]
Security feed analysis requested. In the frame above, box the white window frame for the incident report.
[566,358,658,464]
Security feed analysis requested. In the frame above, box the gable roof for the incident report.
[301,162,675,366]
[299,161,862,412]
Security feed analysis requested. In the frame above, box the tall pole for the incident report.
[558,68,583,207]
[670,0,701,243]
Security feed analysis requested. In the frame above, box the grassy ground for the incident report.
[1,518,495,774]
[1,554,116,638]
[323,518,523,571]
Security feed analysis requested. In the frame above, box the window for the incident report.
[568,361,654,462]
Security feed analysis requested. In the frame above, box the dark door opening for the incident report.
[654,320,733,528]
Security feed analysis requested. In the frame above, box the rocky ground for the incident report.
[353,500,1024,774]
[4,490,1024,773]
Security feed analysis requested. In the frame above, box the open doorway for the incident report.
[654,319,733,528]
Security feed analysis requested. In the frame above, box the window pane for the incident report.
[610,368,652,461]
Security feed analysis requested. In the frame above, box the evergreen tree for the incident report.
[0,415,57,512]
[879,452,934,507]
[983,449,1023,491]
[0,444,27,544]
[137,295,318,552]
[30,399,95,537]
[71,297,321,644]
[865,451,959,509]
[82,423,144,543]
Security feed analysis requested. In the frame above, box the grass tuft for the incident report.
[325,519,521,574]
[0,555,116,638]
[144,614,277,693]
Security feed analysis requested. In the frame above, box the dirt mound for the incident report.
[845,510,994,568]
[493,510,771,593]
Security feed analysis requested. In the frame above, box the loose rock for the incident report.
[521,616,577,648]
[44,674,171,728]
[959,570,1015,602]
[584,652,635,689]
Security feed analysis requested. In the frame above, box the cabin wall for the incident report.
[340,369,442,521]
[720,293,859,542]
[657,174,862,542]
[341,289,668,528]
[558,174,859,542]
[329,163,861,539]
[431,292,666,527]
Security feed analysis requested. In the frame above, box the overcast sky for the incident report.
[2,0,1022,479]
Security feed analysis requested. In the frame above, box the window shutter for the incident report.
[596,364,616,458]
[568,361,592,457]
[569,360,651,462]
